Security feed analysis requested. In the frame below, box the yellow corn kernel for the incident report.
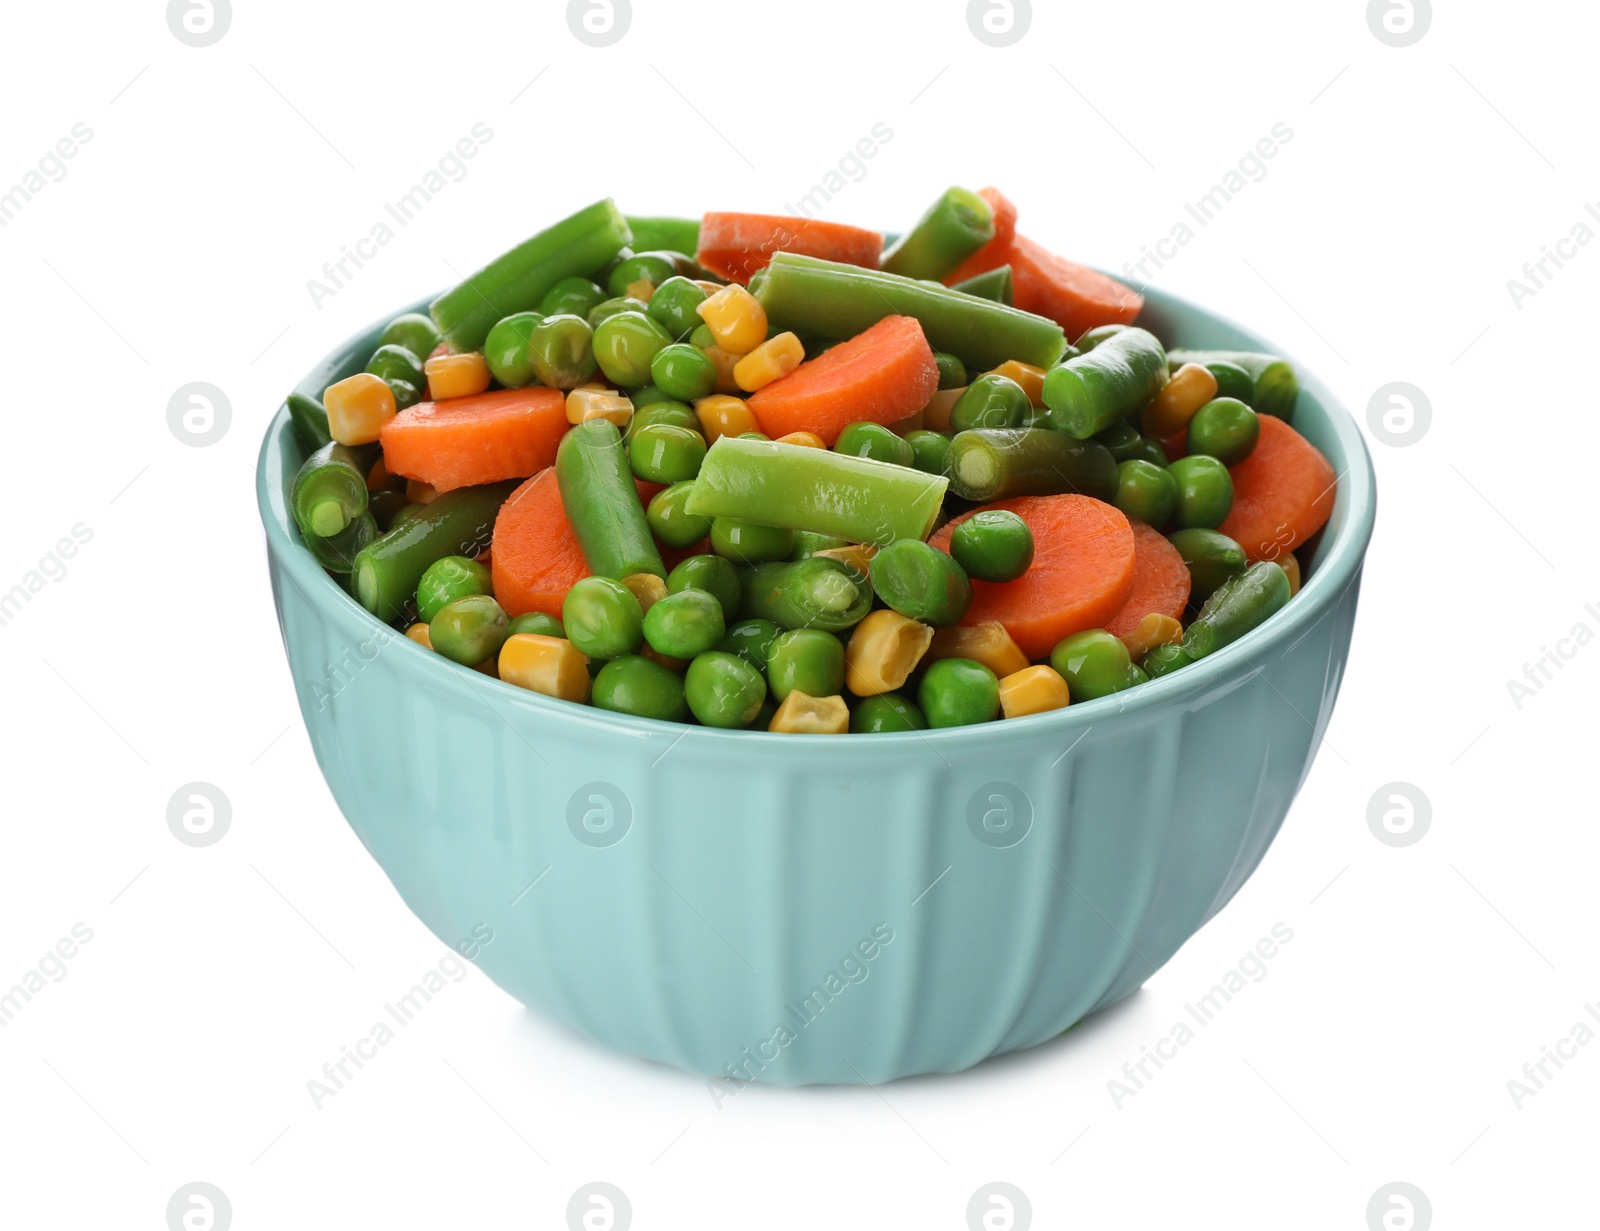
[625,277,656,304]
[405,623,433,649]
[1141,362,1219,437]
[1279,552,1301,596]
[925,621,1030,679]
[701,344,744,394]
[566,385,634,427]
[845,609,934,696]
[695,395,759,443]
[998,665,1071,719]
[888,409,926,436]
[987,360,1048,408]
[922,386,965,433]
[324,372,396,445]
[733,332,804,392]
[406,479,440,504]
[777,431,826,449]
[620,572,668,613]
[696,283,768,353]
[768,691,849,734]
[1119,613,1184,660]
[497,634,591,702]
[812,543,877,580]
[424,351,491,401]
[642,645,689,673]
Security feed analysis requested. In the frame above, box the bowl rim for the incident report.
[257,284,1375,755]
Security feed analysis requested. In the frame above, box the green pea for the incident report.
[684,650,767,728]
[587,296,650,329]
[651,343,718,402]
[507,611,564,638]
[369,489,411,531]
[1094,420,1146,463]
[666,554,740,622]
[625,400,700,441]
[718,618,781,671]
[539,276,606,320]
[631,383,674,409]
[767,628,845,702]
[689,323,716,350]
[1186,397,1260,466]
[949,509,1034,582]
[711,517,794,565]
[366,343,425,389]
[528,314,598,390]
[561,576,644,660]
[1168,455,1235,529]
[1049,630,1141,701]
[628,423,707,484]
[416,555,492,623]
[1132,436,1170,467]
[646,276,710,340]
[378,312,441,362]
[642,588,725,659]
[607,251,683,298]
[905,430,952,476]
[950,373,1030,432]
[1167,528,1248,601]
[429,594,509,667]
[1113,459,1179,527]
[933,352,967,390]
[1205,360,1254,404]
[592,655,689,722]
[918,658,999,727]
[850,693,928,733]
[386,378,422,411]
[789,530,852,560]
[833,421,914,467]
[593,311,673,388]
[647,482,713,549]
[483,311,543,388]
[870,539,972,626]
[1141,642,1194,678]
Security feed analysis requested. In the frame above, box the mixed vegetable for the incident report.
[283,191,1336,734]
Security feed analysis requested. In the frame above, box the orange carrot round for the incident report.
[697,212,883,284]
[1104,522,1191,638]
[944,188,1018,286]
[929,494,1137,659]
[746,315,938,445]
[1005,234,1143,340]
[380,387,567,493]
[1217,415,1337,563]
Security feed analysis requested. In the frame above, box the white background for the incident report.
[2,1,1595,1227]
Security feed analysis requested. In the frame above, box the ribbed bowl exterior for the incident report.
[260,288,1375,1086]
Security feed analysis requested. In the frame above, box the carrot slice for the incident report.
[929,495,1137,659]
[380,387,567,493]
[491,471,657,619]
[697,212,883,284]
[1104,522,1191,638]
[1217,416,1337,564]
[1006,234,1143,340]
[746,315,938,445]
[944,188,1018,286]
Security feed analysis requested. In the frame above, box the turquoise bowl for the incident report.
[258,287,1374,1086]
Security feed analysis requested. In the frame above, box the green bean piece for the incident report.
[850,693,928,733]
[1166,350,1299,422]
[718,618,782,670]
[666,553,741,621]
[592,656,689,722]
[1168,455,1234,530]
[1044,327,1168,440]
[286,391,333,453]
[556,419,667,579]
[416,555,492,623]
[291,442,375,540]
[869,540,972,627]
[905,430,952,476]
[1073,324,1128,353]
[788,531,852,560]
[687,436,949,545]
[1167,528,1248,601]
[643,588,726,659]
[649,342,717,401]
[387,503,427,534]
[353,482,514,622]
[646,482,713,550]
[562,576,645,660]
[593,311,672,388]
[711,517,794,565]
[880,187,995,282]
[379,312,442,362]
[647,277,712,341]
[429,198,632,352]
[833,421,915,467]
[430,594,509,666]
[1094,420,1145,462]
[1186,398,1260,466]
[949,264,1014,305]
[753,252,1065,370]
[1050,630,1142,701]
[944,429,1118,503]
[949,509,1034,583]
[767,629,846,702]
[539,276,607,320]
[508,611,564,638]
[739,558,872,632]
[1141,642,1193,679]
[932,352,967,390]
[918,658,999,727]
[483,312,544,388]
[950,373,1031,432]
[528,314,599,389]
[1183,561,1291,659]
[628,424,707,484]
[1113,459,1178,527]
[684,651,767,728]
[305,511,378,574]
[625,215,701,257]
[587,296,650,329]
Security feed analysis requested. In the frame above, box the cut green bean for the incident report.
[944,429,1118,503]
[291,442,375,539]
[949,265,1013,305]
[556,419,666,579]
[353,481,516,622]
[1183,561,1291,658]
[624,215,701,257]
[1043,327,1168,439]
[306,511,378,574]
[880,187,995,282]
[286,391,333,453]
